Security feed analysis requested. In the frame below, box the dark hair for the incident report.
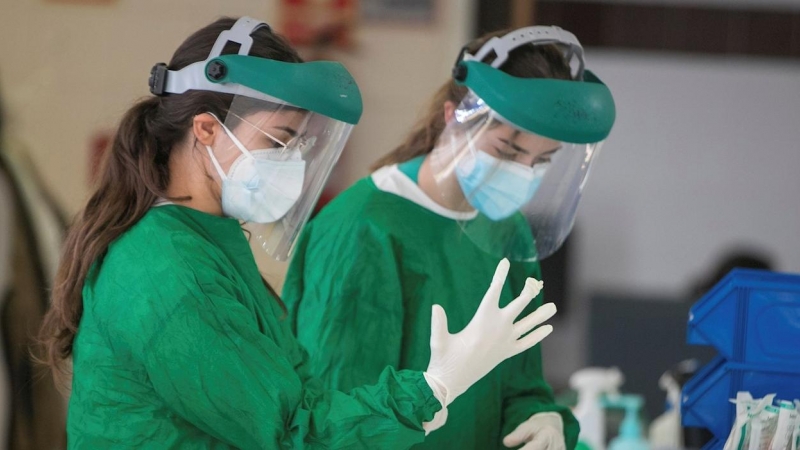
[0,80,5,143]
[370,29,573,171]
[39,17,302,385]
[691,249,773,299]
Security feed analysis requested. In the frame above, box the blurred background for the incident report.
[1,0,799,448]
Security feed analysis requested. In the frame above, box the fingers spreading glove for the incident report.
[421,396,448,435]
[503,412,566,450]
[423,258,557,423]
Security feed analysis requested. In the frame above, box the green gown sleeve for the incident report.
[284,219,406,392]
[115,237,439,450]
[501,263,580,450]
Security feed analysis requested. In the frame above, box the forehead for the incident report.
[482,122,560,149]
[239,108,308,128]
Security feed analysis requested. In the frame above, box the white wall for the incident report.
[578,50,800,293]
[543,50,800,384]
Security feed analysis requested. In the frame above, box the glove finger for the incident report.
[515,324,554,355]
[503,425,530,447]
[504,278,544,319]
[430,304,449,344]
[513,303,557,337]
[528,428,561,450]
[522,432,552,450]
[482,258,510,309]
[423,406,448,436]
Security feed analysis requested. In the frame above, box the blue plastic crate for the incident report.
[682,356,800,440]
[681,268,800,449]
[687,268,800,366]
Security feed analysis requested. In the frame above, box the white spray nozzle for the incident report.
[570,367,625,393]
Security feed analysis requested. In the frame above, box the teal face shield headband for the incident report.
[451,26,615,143]
[147,16,362,125]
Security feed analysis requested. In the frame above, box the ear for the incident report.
[192,113,220,147]
[443,101,457,124]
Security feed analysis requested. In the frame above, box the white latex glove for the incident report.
[503,412,566,450]
[424,258,556,412]
[421,396,448,435]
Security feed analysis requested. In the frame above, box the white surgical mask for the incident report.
[205,119,306,224]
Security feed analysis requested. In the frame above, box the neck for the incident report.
[165,144,223,216]
[417,152,474,212]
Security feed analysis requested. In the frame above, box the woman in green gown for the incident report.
[284,26,616,450]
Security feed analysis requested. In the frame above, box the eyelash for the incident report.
[495,147,517,159]
[267,138,282,147]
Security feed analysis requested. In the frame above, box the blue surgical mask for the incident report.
[455,149,548,221]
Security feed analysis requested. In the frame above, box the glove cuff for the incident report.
[423,372,451,407]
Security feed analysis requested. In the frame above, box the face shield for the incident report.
[430,27,616,262]
[148,17,362,261]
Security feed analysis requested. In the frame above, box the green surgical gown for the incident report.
[68,205,441,449]
[283,163,579,450]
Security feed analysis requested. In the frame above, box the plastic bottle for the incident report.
[605,395,650,450]
[570,367,625,450]
[649,371,682,448]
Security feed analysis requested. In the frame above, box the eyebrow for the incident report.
[499,138,562,158]
[272,126,298,138]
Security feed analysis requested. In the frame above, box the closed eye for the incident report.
[498,138,531,155]
[534,146,562,164]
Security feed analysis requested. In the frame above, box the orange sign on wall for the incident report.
[279,0,357,49]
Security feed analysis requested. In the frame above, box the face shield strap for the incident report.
[149,16,271,96]
[458,26,585,81]
[227,111,289,148]
[209,17,270,59]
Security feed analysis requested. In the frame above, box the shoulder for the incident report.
[104,209,225,277]
[304,177,402,244]
[88,209,238,332]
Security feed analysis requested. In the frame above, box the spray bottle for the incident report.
[649,371,682,448]
[570,367,625,450]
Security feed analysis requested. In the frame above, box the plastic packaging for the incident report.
[770,401,797,450]
[749,405,778,450]
[724,392,756,450]
[791,402,800,450]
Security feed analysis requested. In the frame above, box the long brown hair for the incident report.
[38,17,302,384]
[370,30,573,171]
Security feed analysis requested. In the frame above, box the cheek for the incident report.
[212,141,245,174]
[471,135,497,154]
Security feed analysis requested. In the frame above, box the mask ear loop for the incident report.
[202,112,258,180]
[205,145,228,180]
